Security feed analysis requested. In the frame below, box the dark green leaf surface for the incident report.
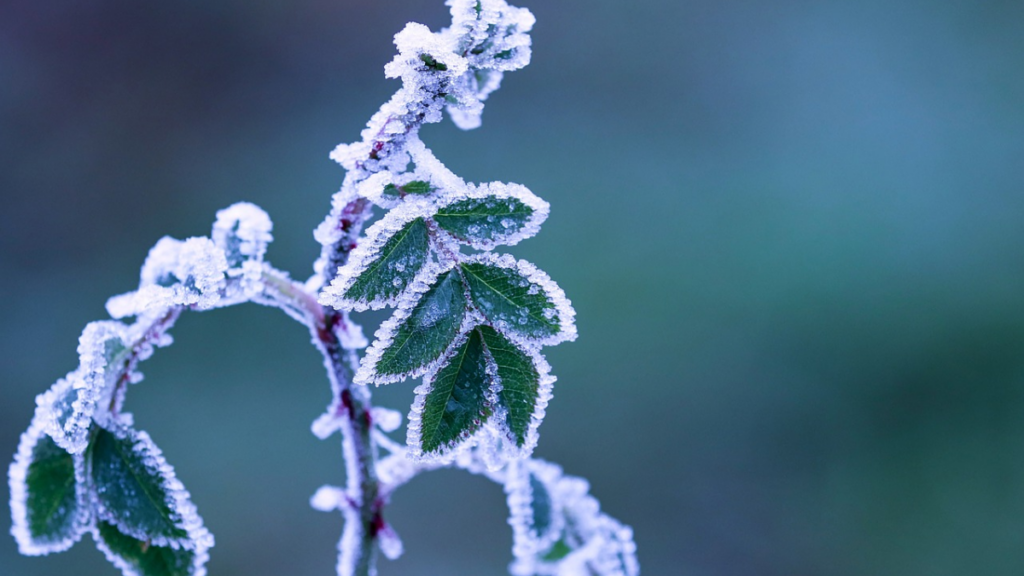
[479,326,540,446]
[90,428,188,543]
[529,473,552,537]
[461,262,560,339]
[25,434,81,543]
[542,539,572,561]
[375,270,467,377]
[419,329,492,454]
[345,217,430,305]
[434,196,533,245]
[97,521,195,576]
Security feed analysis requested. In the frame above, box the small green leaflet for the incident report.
[461,261,560,340]
[371,269,467,380]
[434,195,534,246]
[382,181,433,198]
[11,424,89,553]
[479,326,540,447]
[417,329,493,455]
[96,521,197,576]
[528,472,552,538]
[419,53,448,71]
[343,217,430,307]
[90,427,189,545]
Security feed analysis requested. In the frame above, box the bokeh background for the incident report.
[2,0,1024,574]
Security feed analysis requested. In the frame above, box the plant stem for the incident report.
[318,306,380,576]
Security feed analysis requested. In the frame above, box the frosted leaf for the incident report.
[319,201,437,311]
[460,253,577,346]
[94,520,209,576]
[356,264,468,385]
[443,0,534,129]
[405,329,497,460]
[89,421,213,551]
[478,325,555,455]
[433,181,549,249]
[8,412,91,555]
[38,321,130,454]
[107,237,229,319]
[506,460,639,576]
[210,202,273,268]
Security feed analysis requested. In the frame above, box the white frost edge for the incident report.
[9,411,92,556]
[354,261,463,386]
[91,522,212,576]
[90,418,214,553]
[38,320,129,455]
[106,237,229,319]
[462,252,578,347]
[318,199,438,312]
[433,180,550,250]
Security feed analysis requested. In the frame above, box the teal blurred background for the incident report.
[3,0,1024,574]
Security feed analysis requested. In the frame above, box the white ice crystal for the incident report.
[211,202,273,264]
[36,321,129,454]
[106,237,229,319]
[506,460,639,576]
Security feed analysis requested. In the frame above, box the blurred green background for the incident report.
[2,0,1024,574]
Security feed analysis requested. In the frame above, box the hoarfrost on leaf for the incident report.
[8,412,91,555]
[89,422,212,552]
[319,203,435,311]
[460,253,577,346]
[356,264,469,385]
[433,181,549,249]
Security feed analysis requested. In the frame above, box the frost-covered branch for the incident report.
[8,2,638,576]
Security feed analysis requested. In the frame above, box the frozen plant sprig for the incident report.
[8,1,638,575]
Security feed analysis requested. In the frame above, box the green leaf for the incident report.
[478,326,540,447]
[541,539,572,561]
[344,217,430,307]
[529,473,552,537]
[461,261,560,339]
[96,521,197,576]
[372,269,467,379]
[418,329,493,454]
[382,181,433,199]
[434,195,534,246]
[419,53,448,71]
[90,427,189,545]
[25,434,79,541]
